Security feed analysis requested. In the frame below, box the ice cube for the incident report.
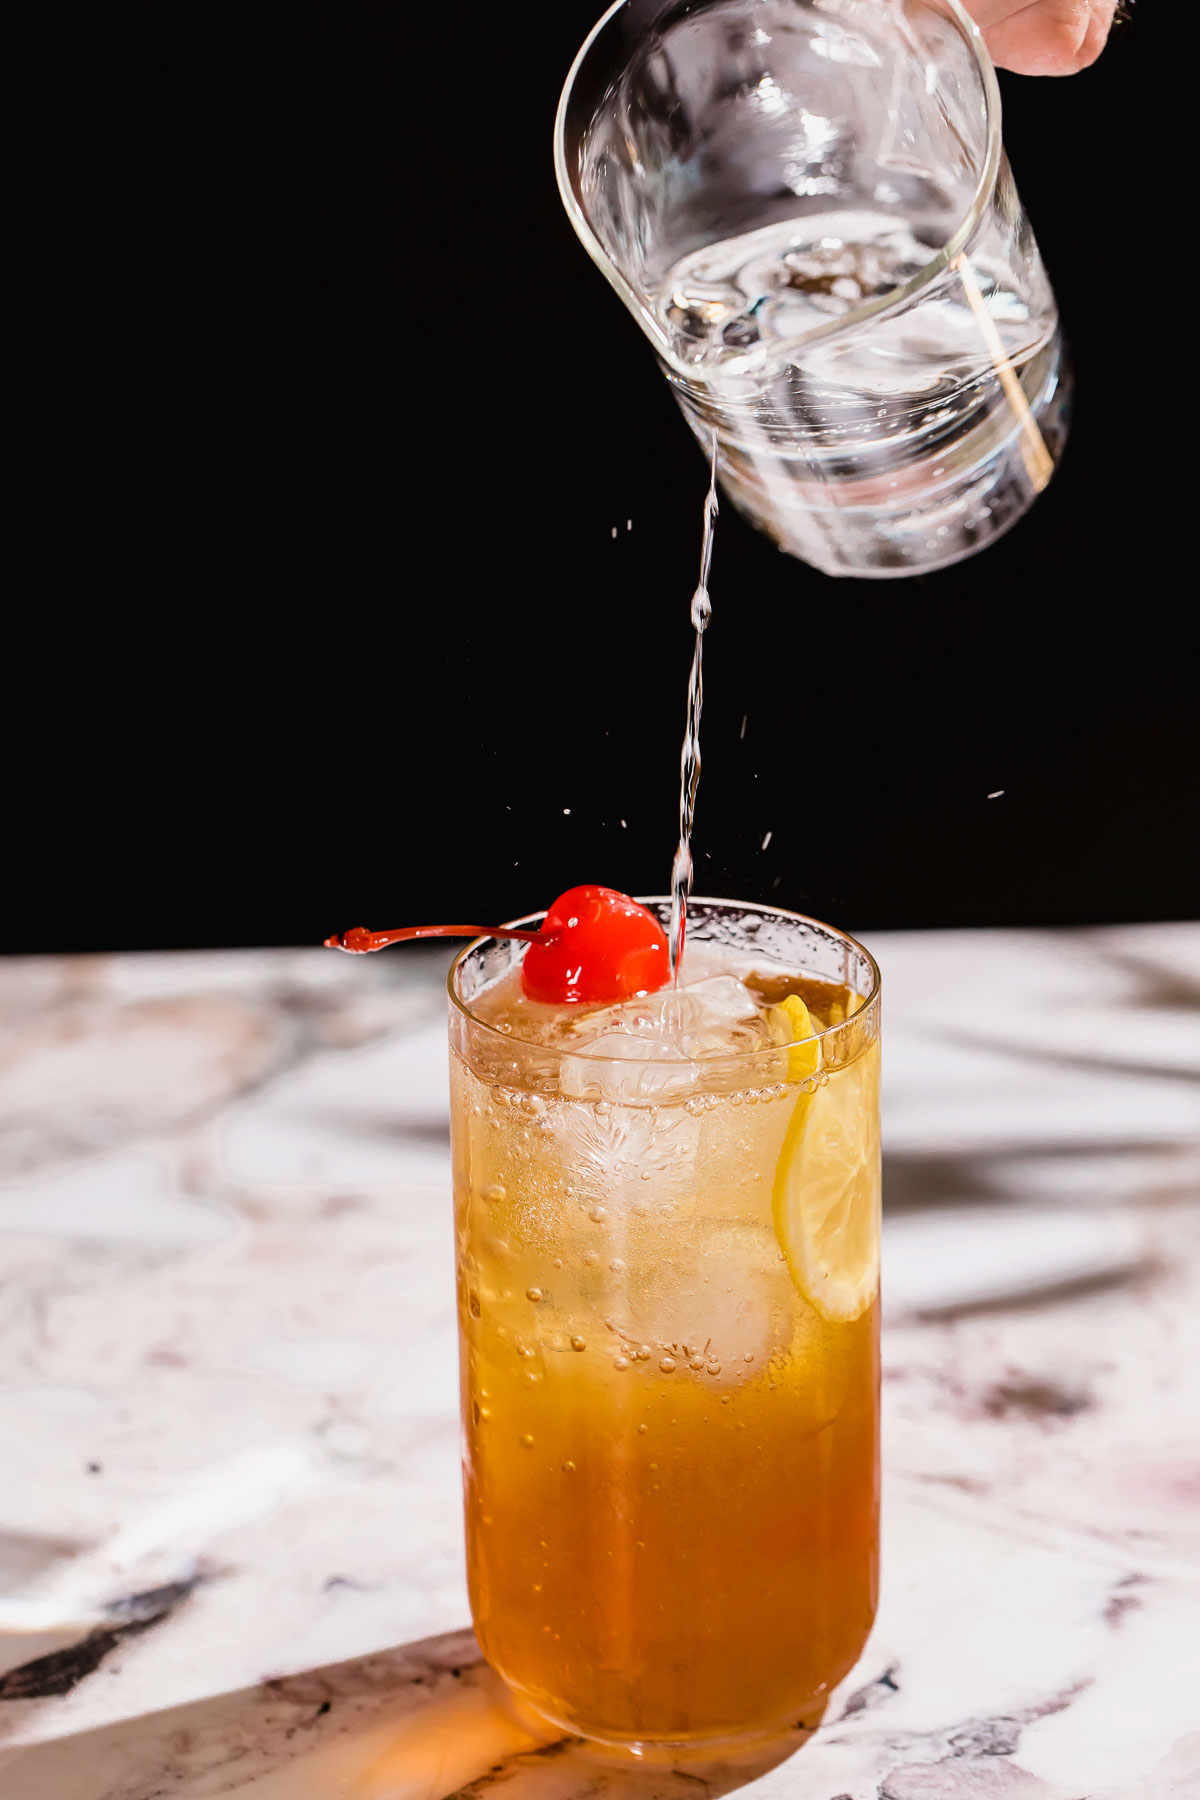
[557,972,768,1090]
[564,997,670,1047]
[558,1033,699,1106]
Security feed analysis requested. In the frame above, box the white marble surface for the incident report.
[0,927,1197,1800]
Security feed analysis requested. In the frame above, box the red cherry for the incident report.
[521,886,669,1005]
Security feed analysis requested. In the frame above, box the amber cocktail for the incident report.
[449,898,880,1753]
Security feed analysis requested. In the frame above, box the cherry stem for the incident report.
[325,923,552,954]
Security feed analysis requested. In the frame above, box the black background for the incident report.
[10,1,1193,953]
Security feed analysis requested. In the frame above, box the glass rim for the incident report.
[447,894,881,1066]
[553,0,1003,380]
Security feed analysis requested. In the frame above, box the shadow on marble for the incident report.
[881,1136,1196,1217]
[0,1627,813,1800]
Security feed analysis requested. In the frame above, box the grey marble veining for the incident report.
[0,928,1197,1800]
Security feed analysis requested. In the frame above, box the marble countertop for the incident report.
[0,927,1197,1800]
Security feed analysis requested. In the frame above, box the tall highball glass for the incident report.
[449,900,881,1754]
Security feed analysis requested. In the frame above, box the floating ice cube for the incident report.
[558,1033,699,1106]
[675,974,762,1039]
[561,973,768,1076]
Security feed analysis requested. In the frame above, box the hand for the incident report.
[967,0,1118,75]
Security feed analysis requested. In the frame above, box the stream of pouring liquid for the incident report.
[668,433,719,984]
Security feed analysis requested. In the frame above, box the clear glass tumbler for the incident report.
[449,900,882,1754]
[556,0,1071,579]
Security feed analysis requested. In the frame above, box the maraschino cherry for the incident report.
[325,885,669,1006]
[520,886,669,1005]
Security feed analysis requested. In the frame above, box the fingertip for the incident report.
[986,3,1114,77]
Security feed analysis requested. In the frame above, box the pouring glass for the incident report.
[555,0,1071,579]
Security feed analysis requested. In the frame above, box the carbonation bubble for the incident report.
[744,1352,755,1362]
[659,1357,676,1374]
[636,1345,652,1361]
[570,1336,586,1353]
[613,1355,630,1371]
[589,1207,608,1224]
[526,1288,543,1303]
[610,1258,626,1272]
[520,1434,535,1448]
[707,1362,721,1376]
[595,1101,611,1117]
[562,1460,576,1473]
[637,1423,648,1434]
[689,1357,704,1370]
[468,1292,481,1318]
[483,1183,506,1203]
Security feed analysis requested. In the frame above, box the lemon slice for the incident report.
[768,993,822,1081]
[772,1038,880,1323]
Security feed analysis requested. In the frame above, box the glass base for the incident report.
[506,1682,827,1766]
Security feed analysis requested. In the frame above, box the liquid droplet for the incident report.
[526,1288,543,1303]
[570,1336,586,1353]
[483,1183,506,1203]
